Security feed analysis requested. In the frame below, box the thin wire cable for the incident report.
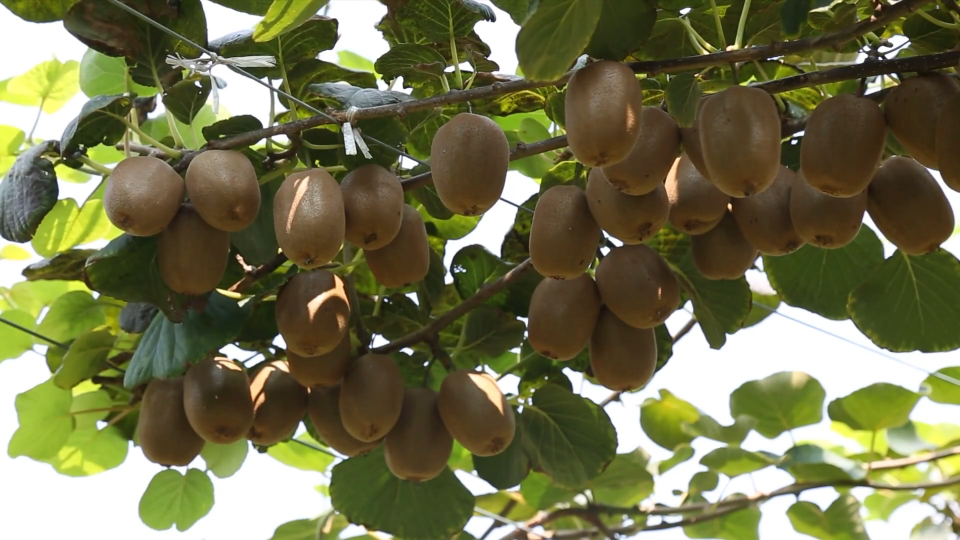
[102,0,427,166]
[472,506,540,535]
[0,316,68,349]
[499,197,534,214]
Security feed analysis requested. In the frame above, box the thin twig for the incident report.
[228,253,288,293]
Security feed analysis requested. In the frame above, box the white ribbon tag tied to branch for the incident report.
[341,106,372,160]
[166,53,277,114]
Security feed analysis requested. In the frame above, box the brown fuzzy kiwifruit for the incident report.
[867,156,955,255]
[183,357,255,444]
[595,244,680,329]
[364,204,430,288]
[248,361,308,446]
[586,167,668,245]
[274,168,345,268]
[699,86,782,197]
[307,385,381,457]
[430,113,510,216]
[158,205,230,295]
[800,94,886,197]
[665,154,730,235]
[529,185,601,279]
[884,73,960,169]
[287,333,352,388]
[589,307,657,392]
[438,370,515,457]
[275,270,350,357]
[599,106,680,195]
[384,387,453,482]
[691,212,758,280]
[679,98,712,180]
[138,377,204,466]
[936,92,960,192]
[185,150,260,232]
[731,166,805,256]
[339,353,404,442]
[564,60,643,167]
[527,274,602,361]
[789,170,866,249]
[340,164,404,251]
[104,156,184,236]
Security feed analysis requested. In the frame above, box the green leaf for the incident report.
[330,447,474,540]
[780,0,811,37]
[1,59,79,113]
[123,292,244,388]
[473,411,529,489]
[864,490,917,521]
[0,126,25,157]
[828,383,920,432]
[37,291,105,343]
[689,471,720,495]
[684,499,760,540]
[201,440,249,479]
[59,93,134,154]
[911,517,954,539]
[519,472,575,510]
[451,245,510,299]
[78,49,155,98]
[848,250,960,352]
[500,194,537,263]
[375,44,448,84]
[700,447,777,478]
[208,0,274,15]
[886,422,936,455]
[589,449,654,506]
[902,10,960,55]
[53,328,114,389]
[730,371,825,439]
[338,51,376,74]
[520,384,617,489]
[921,366,960,405]
[0,309,38,362]
[788,495,869,540]
[139,468,214,532]
[202,115,264,143]
[254,0,330,42]
[658,443,694,474]
[400,0,495,42]
[22,250,94,281]
[0,142,59,243]
[267,433,334,472]
[143,106,224,151]
[8,379,74,460]
[32,193,118,258]
[666,73,702,128]
[0,0,79,22]
[740,291,780,329]
[685,414,757,445]
[491,0,533,25]
[640,389,699,450]
[230,180,280,265]
[212,17,339,79]
[455,306,525,365]
[584,0,656,60]
[779,444,866,482]
[45,424,128,477]
[516,0,603,81]
[162,77,211,124]
[764,226,884,320]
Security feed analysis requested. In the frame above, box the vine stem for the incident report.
[116,117,182,158]
[77,156,112,177]
[449,29,464,90]
[734,0,752,49]
[710,0,727,49]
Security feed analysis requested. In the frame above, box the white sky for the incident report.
[1,1,959,539]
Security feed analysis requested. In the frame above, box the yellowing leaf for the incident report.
[3,59,80,114]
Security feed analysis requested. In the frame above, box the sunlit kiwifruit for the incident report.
[185,150,260,232]
[884,72,960,169]
[599,106,680,195]
[307,385,381,457]
[586,167,668,245]
[248,361,308,446]
[527,274,601,361]
[438,370,515,457]
[529,185,601,279]
[287,333,352,388]
[138,377,204,466]
[384,387,453,482]
[731,166,804,256]
[274,168,345,268]
[430,113,510,216]
[340,164,404,250]
[104,156,184,236]
[183,357,255,444]
[564,60,643,167]
[339,353,404,442]
[364,204,430,288]
[275,270,350,357]
[595,244,679,329]
[665,154,729,235]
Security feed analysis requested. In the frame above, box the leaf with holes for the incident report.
[516,0,602,81]
[0,142,59,243]
[139,468,214,532]
[60,94,134,155]
[828,383,920,432]
[730,371,825,439]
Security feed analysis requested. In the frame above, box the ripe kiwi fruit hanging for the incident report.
[884,73,960,169]
[438,370,515,457]
[185,150,261,232]
[275,270,350,358]
[104,156,184,236]
[384,387,453,482]
[138,377,204,467]
[307,385,381,457]
[595,244,679,329]
[936,93,960,192]
[564,60,643,167]
[274,168,345,268]
[586,167,668,245]
[287,333,352,388]
[529,185,601,279]
[800,94,886,197]
[183,357,255,444]
[430,113,510,216]
[157,204,230,295]
[599,106,680,195]
[731,166,805,256]
[339,353,404,442]
[340,164,405,250]
[789,170,866,249]
[691,212,758,280]
[527,273,602,361]
[589,307,657,392]
[867,156,955,255]
[698,86,782,197]
[679,97,712,180]
[248,361,308,446]
[363,204,430,288]
[665,154,730,235]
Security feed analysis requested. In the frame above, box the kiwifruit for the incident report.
[789,170,866,249]
[867,156,955,255]
[248,361,308,446]
[691,212,758,280]
[274,168,345,268]
[589,307,657,392]
[157,204,230,295]
[800,94,886,197]
[599,106,680,195]
[138,377,204,466]
[698,86,782,197]
[307,385,381,457]
[185,150,261,232]
[731,166,804,256]
[438,370,515,457]
[384,387,453,482]
[679,98,712,180]
[339,353,404,442]
[364,205,430,288]
[340,164,404,249]
[665,154,730,235]
[595,244,680,328]
[564,60,643,167]
[287,333,352,387]
[430,113,510,216]
[936,93,960,192]
[884,73,960,169]
[527,274,602,361]
[586,167,668,245]
[529,185,601,279]
[275,270,350,357]
[183,357,255,444]
[104,156,184,236]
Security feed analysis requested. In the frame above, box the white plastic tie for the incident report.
[341,106,372,159]
[165,53,277,114]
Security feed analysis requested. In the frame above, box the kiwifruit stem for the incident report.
[448,30,464,90]
[734,0,752,49]
[76,156,112,177]
[710,0,727,49]
[119,118,182,159]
